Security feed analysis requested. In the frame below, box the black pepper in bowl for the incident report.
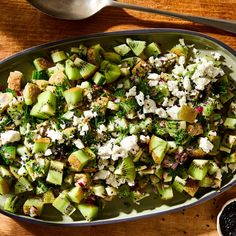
[219,201,236,236]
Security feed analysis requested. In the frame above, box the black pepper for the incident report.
[219,201,236,236]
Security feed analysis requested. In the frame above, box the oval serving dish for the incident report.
[0,29,236,226]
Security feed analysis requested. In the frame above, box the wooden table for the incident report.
[0,0,236,235]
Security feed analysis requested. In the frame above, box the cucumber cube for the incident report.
[63,87,83,109]
[65,59,82,81]
[23,197,44,217]
[33,138,51,153]
[188,159,209,181]
[52,193,76,216]
[223,118,236,129]
[0,176,10,195]
[46,160,64,185]
[14,176,33,194]
[157,184,173,200]
[68,186,84,203]
[149,135,168,164]
[51,50,67,63]
[78,203,98,221]
[68,150,90,172]
[113,44,131,56]
[173,176,186,193]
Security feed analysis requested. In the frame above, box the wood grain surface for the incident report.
[0,0,236,235]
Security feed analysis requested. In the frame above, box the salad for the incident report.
[0,37,236,222]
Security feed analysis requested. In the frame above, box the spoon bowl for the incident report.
[27,0,109,20]
[27,0,236,33]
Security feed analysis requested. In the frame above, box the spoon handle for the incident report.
[111,1,236,34]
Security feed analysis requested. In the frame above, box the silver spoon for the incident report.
[27,0,236,34]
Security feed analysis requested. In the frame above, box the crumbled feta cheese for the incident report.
[183,76,191,91]
[44,149,52,156]
[178,56,186,65]
[87,91,93,101]
[148,80,159,87]
[149,57,162,67]
[105,186,117,196]
[83,110,97,119]
[0,130,21,145]
[17,166,27,176]
[106,173,120,188]
[135,91,145,106]
[194,77,211,91]
[179,96,187,106]
[73,116,80,126]
[143,99,157,114]
[162,97,169,107]
[147,73,160,80]
[179,38,185,45]
[120,135,139,154]
[140,135,150,144]
[97,124,107,135]
[137,111,145,120]
[79,124,89,136]
[111,145,126,161]
[94,170,110,180]
[46,130,64,143]
[166,106,180,120]
[193,48,198,54]
[98,140,114,159]
[208,131,217,137]
[172,65,185,76]
[167,80,179,92]
[60,123,66,129]
[156,108,168,118]
[211,52,221,61]
[199,137,214,153]
[74,139,85,149]
[126,86,137,97]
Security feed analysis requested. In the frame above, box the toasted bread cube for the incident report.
[7,71,23,92]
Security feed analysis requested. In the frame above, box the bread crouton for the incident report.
[7,71,23,91]
[49,71,66,85]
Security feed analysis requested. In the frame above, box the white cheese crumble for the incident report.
[178,56,186,65]
[156,108,168,118]
[183,76,191,91]
[199,137,214,153]
[147,73,160,80]
[97,124,107,135]
[143,99,157,114]
[172,65,185,76]
[120,135,139,154]
[83,110,97,119]
[79,123,89,136]
[126,86,137,97]
[105,186,117,196]
[211,52,221,61]
[0,130,21,145]
[74,139,85,149]
[208,131,217,137]
[179,96,187,107]
[135,91,145,106]
[166,106,180,120]
[17,166,27,176]
[44,149,52,156]
[46,130,64,143]
[194,77,211,91]
[94,170,110,180]
[140,135,150,144]
[167,80,179,92]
